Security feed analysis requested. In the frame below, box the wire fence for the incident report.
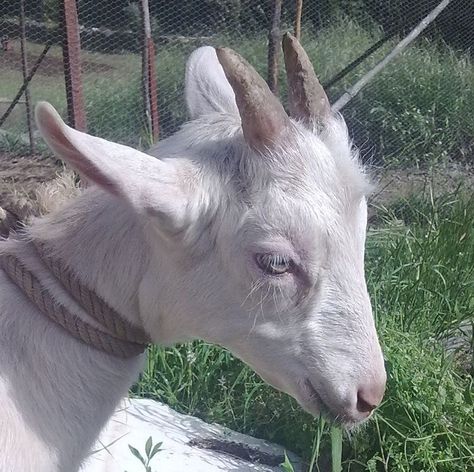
[0,0,473,166]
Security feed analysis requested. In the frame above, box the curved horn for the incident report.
[215,47,289,152]
[282,32,330,125]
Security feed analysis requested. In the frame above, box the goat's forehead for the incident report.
[238,154,369,245]
[245,186,353,241]
[245,158,368,219]
[236,121,369,202]
[292,127,369,201]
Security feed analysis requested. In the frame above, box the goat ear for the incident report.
[35,102,189,236]
[185,46,239,119]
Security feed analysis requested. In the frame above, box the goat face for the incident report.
[36,37,385,428]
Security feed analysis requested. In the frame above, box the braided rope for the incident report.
[34,242,150,345]
[0,253,148,358]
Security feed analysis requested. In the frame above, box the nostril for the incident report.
[356,388,378,414]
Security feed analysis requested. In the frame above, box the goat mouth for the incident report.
[295,378,327,417]
[298,379,360,430]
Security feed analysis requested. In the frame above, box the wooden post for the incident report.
[141,0,159,143]
[19,0,35,153]
[61,0,86,131]
[267,0,282,94]
[294,0,303,40]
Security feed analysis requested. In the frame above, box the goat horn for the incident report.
[282,32,330,126]
[216,47,289,152]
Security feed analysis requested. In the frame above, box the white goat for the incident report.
[0,35,386,472]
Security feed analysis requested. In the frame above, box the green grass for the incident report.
[131,188,474,471]
[1,17,473,165]
[368,192,474,335]
[345,42,474,166]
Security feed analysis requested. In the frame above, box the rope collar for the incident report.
[0,241,150,358]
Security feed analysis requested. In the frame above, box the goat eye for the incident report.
[255,254,292,275]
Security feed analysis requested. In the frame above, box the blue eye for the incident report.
[256,253,293,275]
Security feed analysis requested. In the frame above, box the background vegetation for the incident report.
[2,0,472,53]
[1,17,473,166]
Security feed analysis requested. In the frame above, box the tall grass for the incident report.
[345,43,474,166]
[132,189,474,471]
[368,191,474,335]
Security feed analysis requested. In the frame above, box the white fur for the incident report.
[0,47,385,471]
[185,46,238,119]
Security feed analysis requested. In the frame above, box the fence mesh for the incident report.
[1,0,473,166]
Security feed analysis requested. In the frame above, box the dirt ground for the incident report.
[0,151,65,236]
[0,151,60,214]
[370,161,474,204]
[0,150,473,235]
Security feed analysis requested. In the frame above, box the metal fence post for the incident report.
[141,0,159,143]
[267,0,282,94]
[294,0,303,40]
[19,0,34,153]
[61,0,86,131]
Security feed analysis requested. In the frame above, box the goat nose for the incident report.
[356,384,385,414]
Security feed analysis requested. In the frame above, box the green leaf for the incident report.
[145,436,153,458]
[128,445,145,465]
[149,442,164,460]
[330,426,343,472]
[280,452,295,472]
